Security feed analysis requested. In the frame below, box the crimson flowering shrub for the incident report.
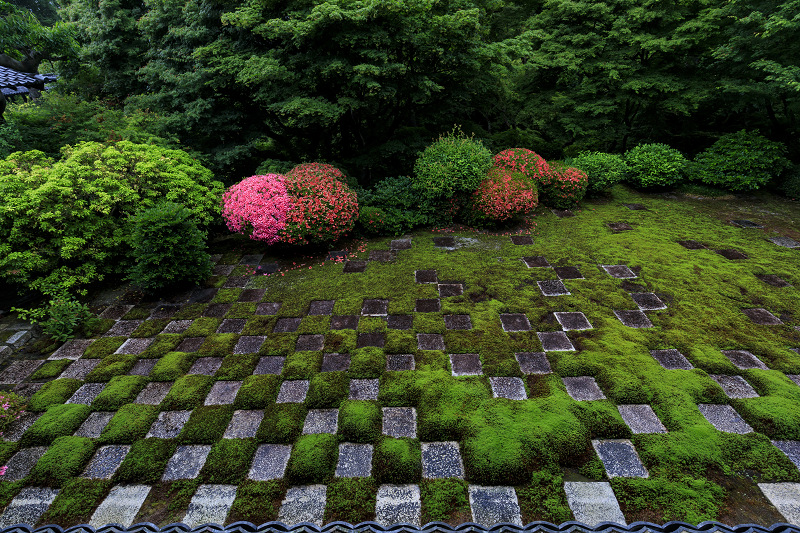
[493,148,550,185]
[539,163,588,209]
[470,168,538,223]
[221,174,291,244]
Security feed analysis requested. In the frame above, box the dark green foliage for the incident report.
[324,478,377,524]
[83,337,125,358]
[114,438,177,483]
[91,375,148,410]
[567,152,627,196]
[27,378,82,411]
[177,406,234,444]
[227,480,284,524]
[625,144,688,188]
[38,478,113,525]
[28,436,95,487]
[200,438,257,484]
[21,404,90,446]
[350,347,385,379]
[413,129,493,198]
[357,176,436,235]
[257,403,307,444]
[29,359,71,380]
[517,470,573,523]
[217,353,258,380]
[282,351,321,379]
[285,434,338,484]
[420,479,469,524]
[150,352,194,381]
[373,437,421,484]
[305,372,348,408]
[780,164,800,199]
[160,375,214,410]
[85,354,137,382]
[339,401,381,443]
[233,375,280,409]
[357,206,388,237]
[99,404,160,444]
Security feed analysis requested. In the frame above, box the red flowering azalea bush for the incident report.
[540,163,588,209]
[221,174,291,244]
[493,148,550,185]
[470,168,538,223]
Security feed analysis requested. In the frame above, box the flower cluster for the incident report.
[0,392,26,475]
[471,168,538,221]
[221,174,291,244]
[540,163,589,209]
[493,148,551,184]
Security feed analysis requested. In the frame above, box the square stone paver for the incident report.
[104,320,143,337]
[147,410,192,438]
[699,404,753,433]
[189,357,224,375]
[773,441,800,470]
[150,305,180,319]
[375,485,421,526]
[422,442,464,479]
[553,266,583,280]
[624,203,647,211]
[592,439,649,478]
[433,236,456,247]
[49,339,94,360]
[650,349,693,370]
[717,248,749,260]
[362,299,389,316]
[731,219,763,228]
[349,379,379,400]
[235,335,266,354]
[444,315,472,330]
[67,383,106,405]
[357,332,385,348]
[59,359,99,380]
[555,312,592,331]
[249,444,292,480]
[224,410,264,439]
[388,315,414,330]
[614,310,654,328]
[617,405,666,434]
[274,318,302,332]
[500,313,531,332]
[723,349,769,370]
[322,353,351,372]
[608,222,633,231]
[515,352,551,374]
[309,300,335,315]
[255,356,286,375]
[99,304,135,320]
[203,304,232,318]
[336,443,373,477]
[240,254,264,265]
[278,485,326,525]
[678,240,707,249]
[537,331,575,351]
[222,276,248,289]
[369,250,396,262]
[510,235,534,245]
[450,353,482,376]
[276,380,309,403]
[176,337,206,353]
[162,445,211,481]
[115,337,154,355]
[602,264,637,279]
[302,409,339,434]
[552,209,575,218]
[256,302,282,315]
[2,412,42,442]
[391,239,412,250]
[711,374,759,398]
[756,274,792,288]
[563,482,627,526]
[563,376,606,401]
[538,280,570,296]
[383,407,417,438]
[0,360,43,384]
[742,308,783,325]
[327,251,347,261]
[213,265,234,276]
[127,359,158,376]
[74,411,115,438]
[415,298,441,312]
[3,447,47,481]
[82,445,130,479]
[523,256,551,268]
[769,236,800,248]
[758,483,800,524]
[217,318,246,334]
[331,315,359,329]
[182,484,237,528]
[418,334,445,351]
[296,334,325,351]
[239,289,266,302]
[163,320,194,334]
[387,354,415,371]
[415,270,438,284]
[631,293,666,311]
[0,487,59,529]
[489,377,527,400]
[468,485,522,526]
[343,260,367,273]
[439,283,464,297]
[89,485,151,528]
[205,380,242,405]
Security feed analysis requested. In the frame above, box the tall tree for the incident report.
[0,0,75,73]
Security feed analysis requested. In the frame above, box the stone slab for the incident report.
[563,376,606,401]
[213,265,234,276]
[302,409,339,434]
[256,302,282,315]
[222,277,248,289]
[89,484,151,527]
[489,377,527,400]
[608,222,633,231]
[711,374,759,398]
[235,335,266,354]
[387,354,415,371]
[563,481,626,526]
[723,349,769,370]
[614,310,654,328]
[510,235,534,245]
[182,484,238,527]
[716,248,748,260]
[678,240,706,250]
[239,289,266,302]
[82,445,130,479]
[439,284,464,297]
[631,293,666,311]
[2,446,46,481]
[375,484,421,526]
[308,300,335,316]
[255,356,286,375]
[552,209,575,218]
[537,331,575,352]
[602,264,637,279]
[162,445,211,481]
[650,349,693,370]
[205,380,242,405]
[150,304,180,320]
[415,298,441,312]
[383,407,417,439]
[6,330,32,348]
[189,357,224,376]
[731,219,762,228]
[555,312,592,331]
[0,487,59,528]
[468,485,522,526]
[623,203,647,211]
[349,378,379,400]
[49,339,94,360]
[147,410,192,438]
[115,337,153,355]
[699,404,753,433]
[500,313,531,332]
[592,439,649,478]
[296,334,324,351]
[67,382,106,405]
[617,405,666,434]
[104,320,143,337]
[128,358,158,376]
[357,332,385,348]
[74,411,115,438]
[336,443,373,477]
[758,483,800,524]
[554,266,583,280]
[756,274,792,288]
[769,236,800,249]
[59,358,99,380]
[362,299,389,316]
[331,315,359,329]
[217,318,246,334]
[538,280,570,296]
[388,315,414,330]
[343,260,367,273]
[176,337,205,352]
[369,250,396,262]
[2,412,42,442]
[274,318,302,332]
[98,304,135,320]
[224,409,264,439]
[321,353,351,372]
[422,442,464,479]
[773,441,800,471]
[278,485,326,525]
[135,382,172,405]
[0,360,43,384]
[11,383,42,400]
[450,353,483,376]
[276,380,309,403]
[415,270,438,284]
[444,315,472,330]
[523,256,551,268]
[391,239,412,250]
[249,444,292,481]
[433,236,456,247]
[418,334,445,351]
[240,254,264,265]
[515,352,551,374]
[742,308,783,325]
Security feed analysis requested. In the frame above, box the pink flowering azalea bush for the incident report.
[493,148,551,185]
[0,391,26,475]
[470,168,538,223]
[540,162,589,209]
[221,174,291,244]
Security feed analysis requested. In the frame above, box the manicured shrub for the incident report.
[324,478,377,524]
[357,176,435,235]
[373,437,421,483]
[566,151,627,196]
[356,206,387,236]
[114,438,177,483]
[177,406,234,444]
[200,438,258,484]
[12,293,97,343]
[539,163,588,209]
[285,434,338,484]
[470,167,538,223]
[690,130,790,191]
[234,375,281,409]
[492,148,550,184]
[28,436,95,487]
[160,375,214,410]
[98,404,160,444]
[221,174,291,244]
[625,143,687,188]
[306,372,349,408]
[27,379,82,411]
[21,404,90,446]
[779,163,800,199]
[91,375,148,410]
[257,403,307,444]
[339,400,381,443]
[413,128,492,198]
[128,201,213,293]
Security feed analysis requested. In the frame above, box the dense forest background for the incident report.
[2,0,798,186]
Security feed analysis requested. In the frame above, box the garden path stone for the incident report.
[357,332,385,348]
[115,337,153,355]
[223,276,249,288]
[203,303,230,318]
[439,283,464,297]
[0,360,43,384]
[214,265,234,276]
[135,382,172,405]
[388,315,414,330]
[176,337,205,352]
[162,445,211,481]
[433,236,456,247]
[537,331,575,352]
[303,409,338,434]
[239,288,266,302]
[555,312,593,331]
[773,441,800,470]
[554,266,583,280]
[240,254,263,265]
[82,445,130,479]
[309,300,335,315]
[128,360,158,377]
[327,251,347,261]
[602,264,637,279]
[74,411,115,438]
[147,410,191,438]
[150,304,180,319]
[592,439,649,478]
[375,484,421,526]
[538,280,570,296]
[11,383,42,400]
[235,335,266,354]
[422,442,464,479]
[331,315,359,329]
[343,260,367,273]
[769,236,800,248]
[349,379,379,400]
[563,482,626,526]
[723,349,769,370]
[624,203,647,210]
[417,334,445,351]
[756,274,792,287]
[758,483,800,524]
[277,380,309,403]
[450,354,483,376]
[0,487,59,528]
[205,380,242,405]
[731,219,763,228]
[523,256,551,268]
[253,357,285,376]
[386,354,415,371]
[189,288,217,304]
[468,485,522,526]
[183,484,237,527]
[631,293,667,310]
[59,359,99,380]
[614,310,654,328]
[415,298,440,312]
[278,485,326,525]
[321,353,350,372]
[415,270,438,284]
[650,349,693,369]
[336,443,373,477]
[2,412,42,442]
[362,299,389,316]
[67,382,106,404]
[189,357,224,375]
[563,377,606,401]
[296,334,324,351]
[50,339,94,360]
[678,240,707,249]
[99,305,135,320]
[391,239,412,250]
[224,410,264,439]
[89,485,151,527]
[784,374,798,387]
[617,405,666,434]
[218,318,247,334]
[516,352,551,374]
[3,447,46,481]
[717,249,748,260]
[552,209,575,218]
[742,307,784,325]
[489,377,527,400]
[383,408,416,438]
[608,222,633,231]
[699,404,753,433]
[249,444,292,480]
[104,320,143,337]
[510,235,534,245]
[369,250,396,262]
[445,315,472,330]
[256,302,282,315]
[711,374,759,398]
[500,313,531,332]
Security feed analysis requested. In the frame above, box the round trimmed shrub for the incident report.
[470,168,538,223]
[492,148,550,185]
[221,174,291,244]
[691,130,790,191]
[357,206,388,236]
[413,129,492,198]
[566,151,626,196]
[624,143,687,188]
[539,163,588,209]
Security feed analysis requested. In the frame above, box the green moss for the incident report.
[122,306,153,320]
[357,316,387,332]
[82,318,116,337]
[212,288,242,303]
[324,331,358,354]
[298,315,331,334]
[140,334,182,358]
[28,436,95,487]
[257,403,307,444]
[83,337,125,358]
[38,478,112,525]
[324,478,377,524]
[612,476,724,523]
[227,480,284,523]
[85,354,138,382]
[0,482,25,513]
[150,352,195,381]
[571,400,631,439]
[416,350,449,372]
[227,302,257,319]
[516,470,573,523]
[417,374,491,441]
[173,303,206,320]
[114,438,177,483]
[177,405,234,444]
[233,375,281,409]
[242,316,276,336]
[21,404,90,446]
[91,375,149,410]
[29,359,71,380]
[282,351,322,379]
[420,479,469,524]
[260,333,299,355]
[285,434,338,484]
[185,317,221,336]
[378,371,421,406]
[131,319,169,337]
[350,347,385,378]
[99,404,160,444]
[373,437,421,484]
[339,400,381,443]
[385,330,416,353]
[306,371,349,408]
[199,438,257,484]
[27,378,82,411]
[161,375,214,410]
[413,313,445,333]
[216,353,258,379]
[0,442,18,465]
[199,333,238,356]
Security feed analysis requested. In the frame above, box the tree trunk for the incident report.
[0,53,42,74]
